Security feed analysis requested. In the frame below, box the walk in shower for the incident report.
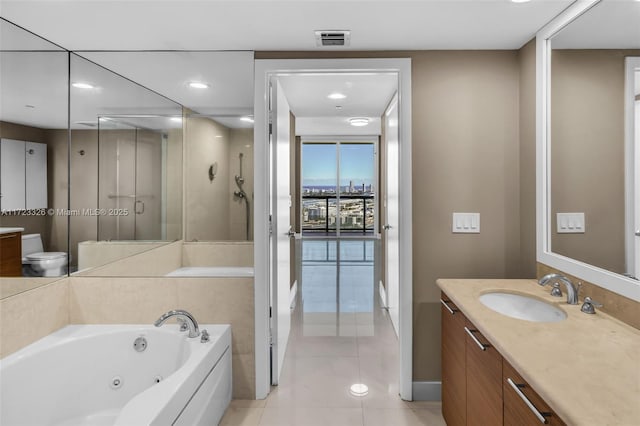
[97,116,182,241]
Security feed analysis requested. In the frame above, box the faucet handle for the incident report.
[550,283,563,297]
[177,317,189,332]
[580,297,603,314]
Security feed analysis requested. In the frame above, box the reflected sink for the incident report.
[479,292,567,322]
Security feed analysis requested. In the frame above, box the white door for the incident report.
[634,95,639,277]
[270,79,292,385]
[384,93,400,335]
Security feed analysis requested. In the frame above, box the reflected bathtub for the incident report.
[165,267,254,277]
[0,324,231,426]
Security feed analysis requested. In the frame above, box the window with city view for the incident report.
[302,142,375,234]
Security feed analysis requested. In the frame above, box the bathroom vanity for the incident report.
[0,228,23,276]
[438,279,639,426]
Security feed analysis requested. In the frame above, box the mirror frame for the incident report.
[536,0,640,302]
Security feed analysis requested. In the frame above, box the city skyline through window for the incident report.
[302,142,375,234]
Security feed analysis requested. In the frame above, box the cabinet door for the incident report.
[441,293,466,426]
[0,232,23,276]
[25,141,47,209]
[465,319,503,426]
[504,360,566,426]
[0,138,26,211]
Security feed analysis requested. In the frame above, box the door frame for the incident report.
[254,58,412,400]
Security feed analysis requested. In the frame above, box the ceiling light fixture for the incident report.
[349,117,370,127]
[72,82,94,89]
[240,116,254,123]
[170,117,183,123]
[511,0,531,3]
[328,92,347,100]
[188,81,209,89]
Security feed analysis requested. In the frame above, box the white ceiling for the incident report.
[0,0,573,51]
[551,0,640,49]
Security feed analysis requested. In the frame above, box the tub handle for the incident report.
[200,329,210,343]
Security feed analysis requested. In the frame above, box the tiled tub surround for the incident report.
[1,240,257,399]
[437,278,640,425]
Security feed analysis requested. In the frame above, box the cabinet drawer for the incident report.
[504,360,566,426]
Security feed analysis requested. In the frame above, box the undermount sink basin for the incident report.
[479,292,567,322]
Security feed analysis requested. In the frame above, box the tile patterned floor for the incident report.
[220,239,445,425]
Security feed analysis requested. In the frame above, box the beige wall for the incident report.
[185,116,231,241]
[77,241,168,271]
[182,241,253,267]
[519,40,538,279]
[229,128,254,241]
[166,127,184,241]
[550,49,640,275]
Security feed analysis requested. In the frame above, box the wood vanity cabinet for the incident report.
[441,291,565,426]
[0,231,22,276]
[503,360,566,426]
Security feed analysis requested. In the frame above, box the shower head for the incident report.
[235,175,245,185]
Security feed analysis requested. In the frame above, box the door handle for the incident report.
[635,230,640,237]
[383,224,392,230]
[135,200,145,215]
[286,229,295,237]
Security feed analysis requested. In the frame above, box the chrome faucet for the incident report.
[538,273,579,305]
[154,309,200,338]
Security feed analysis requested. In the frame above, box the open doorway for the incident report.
[254,58,412,401]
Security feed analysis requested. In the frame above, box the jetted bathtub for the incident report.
[0,324,232,425]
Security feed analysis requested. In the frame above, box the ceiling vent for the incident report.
[315,30,351,47]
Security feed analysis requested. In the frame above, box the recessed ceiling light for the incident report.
[336,105,343,110]
[511,0,531,3]
[216,135,223,138]
[188,81,209,89]
[349,384,369,397]
[240,116,254,123]
[349,117,369,127]
[170,117,182,123]
[328,92,347,100]
[72,82,94,89]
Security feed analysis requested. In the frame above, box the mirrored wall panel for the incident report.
[69,53,183,272]
[78,51,255,242]
[549,0,640,278]
[0,18,69,290]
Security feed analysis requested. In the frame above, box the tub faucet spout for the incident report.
[154,309,200,338]
[538,273,579,305]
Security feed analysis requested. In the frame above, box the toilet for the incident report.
[21,234,68,277]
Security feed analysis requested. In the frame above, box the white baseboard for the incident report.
[378,280,388,308]
[412,381,441,401]
[290,280,298,310]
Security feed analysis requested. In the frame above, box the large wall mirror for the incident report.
[68,54,184,273]
[0,19,69,296]
[77,51,255,243]
[538,0,640,301]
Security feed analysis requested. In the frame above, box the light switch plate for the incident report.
[452,212,480,233]
[556,212,585,233]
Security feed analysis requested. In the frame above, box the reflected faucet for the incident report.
[154,309,200,338]
[538,273,579,305]
[234,152,250,240]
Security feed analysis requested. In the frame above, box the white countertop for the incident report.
[0,227,24,235]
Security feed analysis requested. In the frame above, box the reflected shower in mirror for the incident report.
[549,0,640,279]
[0,18,70,288]
[74,51,255,243]
[184,113,254,241]
[69,53,183,272]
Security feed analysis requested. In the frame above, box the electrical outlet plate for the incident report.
[452,212,480,233]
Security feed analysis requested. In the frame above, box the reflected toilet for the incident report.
[21,233,68,277]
